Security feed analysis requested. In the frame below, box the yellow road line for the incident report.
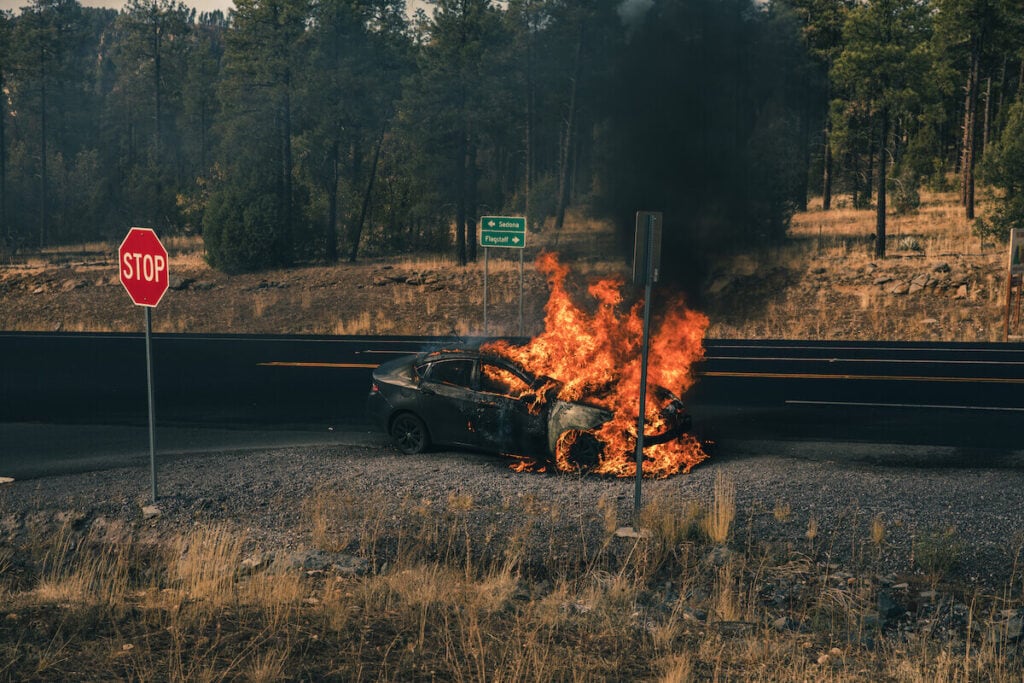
[699,370,1024,384]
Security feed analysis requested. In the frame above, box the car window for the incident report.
[480,361,532,398]
[425,359,475,388]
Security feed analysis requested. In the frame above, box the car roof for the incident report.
[418,348,520,368]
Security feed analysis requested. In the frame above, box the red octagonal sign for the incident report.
[119,227,169,307]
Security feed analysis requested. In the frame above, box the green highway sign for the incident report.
[480,216,526,249]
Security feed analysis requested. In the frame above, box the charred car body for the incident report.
[367,349,692,469]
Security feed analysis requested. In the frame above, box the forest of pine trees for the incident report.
[1,0,1023,284]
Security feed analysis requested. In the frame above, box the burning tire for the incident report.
[555,429,604,472]
[390,413,430,455]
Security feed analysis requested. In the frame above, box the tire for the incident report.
[389,413,430,455]
[565,430,602,470]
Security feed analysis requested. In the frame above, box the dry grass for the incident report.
[702,472,736,545]
[5,481,1022,681]
[706,190,1008,341]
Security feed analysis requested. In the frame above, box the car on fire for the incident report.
[367,349,692,469]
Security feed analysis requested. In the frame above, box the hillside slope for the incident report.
[0,193,1010,342]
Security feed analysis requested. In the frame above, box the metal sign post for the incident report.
[1006,228,1024,341]
[519,249,525,336]
[632,212,661,532]
[483,247,489,335]
[145,307,157,502]
[479,216,526,336]
[118,227,169,504]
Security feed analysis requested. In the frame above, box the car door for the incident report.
[415,358,480,447]
[473,360,549,455]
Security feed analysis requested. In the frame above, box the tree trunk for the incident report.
[875,110,888,259]
[348,125,386,263]
[822,118,832,211]
[554,21,583,231]
[153,26,162,158]
[850,152,859,209]
[0,66,6,242]
[39,48,48,248]
[961,44,980,220]
[1018,56,1023,102]
[865,143,874,209]
[467,136,478,263]
[455,125,468,266]
[281,88,293,260]
[982,76,992,153]
[325,139,339,264]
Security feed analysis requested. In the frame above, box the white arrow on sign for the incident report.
[488,220,496,227]
[512,236,520,244]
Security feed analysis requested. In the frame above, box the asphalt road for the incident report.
[3,333,1023,479]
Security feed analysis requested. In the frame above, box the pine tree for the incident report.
[831,0,931,258]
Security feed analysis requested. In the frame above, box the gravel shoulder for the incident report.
[3,440,1023,592]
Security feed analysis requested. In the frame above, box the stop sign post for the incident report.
[119,227,169,503]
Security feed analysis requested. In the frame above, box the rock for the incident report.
[911,274,930,286]
[1006,612,1024,641]
[61,279,86,292]
[877,590,905,622]
[954,284,968,299]
[874,275,893,285]
[141,505,161,520]
[921,318,938,325]
[240,553,270,572]
[933,262,951,273]
[32,286,45,294]
[683,607,707,623]
[772,616,793,632]
[288,549,368,575]
[169,276,194,291]
[887,281,910,295]
[908,283,924,294]
[192,281,215,291]
[0,477,13,485]
[811,267,827,275]
[986,611,1024,645]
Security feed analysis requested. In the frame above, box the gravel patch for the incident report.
[3,439,1024,592]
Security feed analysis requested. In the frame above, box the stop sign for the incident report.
[119,227,169,307]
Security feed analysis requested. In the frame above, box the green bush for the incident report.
[203,180,288,273]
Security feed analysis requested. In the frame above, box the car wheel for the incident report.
[390,413,430,454]
[566,430,602,470]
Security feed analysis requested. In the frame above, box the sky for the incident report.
[0,0,431,15]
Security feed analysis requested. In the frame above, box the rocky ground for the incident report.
[3,441,1024,650]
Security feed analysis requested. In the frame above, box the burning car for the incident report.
[367,348,693,472]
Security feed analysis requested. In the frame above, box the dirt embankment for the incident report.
[0,195,1011,341]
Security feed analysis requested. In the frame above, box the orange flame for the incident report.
[485,252,709,477]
